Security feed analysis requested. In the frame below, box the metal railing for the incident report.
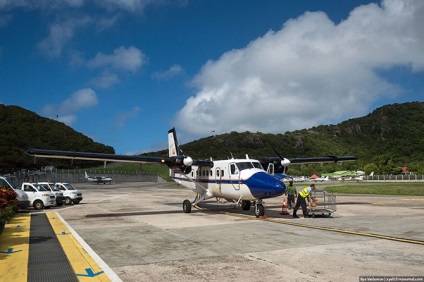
[364,174,424,181]
[6,169,158,186]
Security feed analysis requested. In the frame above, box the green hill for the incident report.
[1,102,423,175]
[149,102,424,175]
[0,104,114,172]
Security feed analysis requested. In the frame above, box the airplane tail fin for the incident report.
[85,171,89,179]
[168,128,181,157]
[167,128,213,174]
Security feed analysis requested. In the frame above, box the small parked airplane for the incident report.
[292,176,306,182]
[85,171,113,184]
[312,176,330,182]
[27,128,357,217]
[354,175,364,181]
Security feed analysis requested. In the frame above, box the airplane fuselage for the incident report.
[170,158,286,201]
[87,176,112,184]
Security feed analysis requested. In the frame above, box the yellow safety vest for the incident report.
[299,187,310,198]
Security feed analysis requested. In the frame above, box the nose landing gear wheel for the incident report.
[255,204,264,218]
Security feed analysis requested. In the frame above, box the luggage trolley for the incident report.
[307,191,336,218]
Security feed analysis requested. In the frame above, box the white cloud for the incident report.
[114,106,141,129]
[94,0,161,13]
[90,71,120,88]
[37,16,92,58]
[0,13,12,27]
[95,14,120,32]
[87,46,146,72]
[42,88,98,125]
[0,0,84,10]
[176,0,424,138]
[152,64,184,80]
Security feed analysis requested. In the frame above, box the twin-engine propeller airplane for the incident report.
[27,128,357,218]
[85,171,113,184]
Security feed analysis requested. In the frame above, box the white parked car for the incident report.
[0,176,30,209]
[38,182,65,206]
[21,182,55,210]
[54,182,83,205]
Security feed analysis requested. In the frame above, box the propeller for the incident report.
[272,148,291,166]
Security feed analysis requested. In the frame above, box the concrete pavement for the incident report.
[2,182,424,281]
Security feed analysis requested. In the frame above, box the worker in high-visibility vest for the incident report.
[285,180,297,209]
[293,183,316,218]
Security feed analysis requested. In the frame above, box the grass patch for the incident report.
[89,164,424,196]
[323,182,424,196]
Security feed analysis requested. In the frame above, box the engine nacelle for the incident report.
[180,165,192,174]
[280,158,291,166]
[183,156,193,166]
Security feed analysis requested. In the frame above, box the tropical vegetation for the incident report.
[0,187,18,234]
[0,102,423,176]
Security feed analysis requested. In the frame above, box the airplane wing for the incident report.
[261,155,357,166]
[27,149,165,163]
[288,155,358,164]
[260,155,358,174]
[26,148,214,169]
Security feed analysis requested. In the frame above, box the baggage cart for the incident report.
[307,191,336,218]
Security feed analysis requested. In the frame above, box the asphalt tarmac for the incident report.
[36,182,424,281]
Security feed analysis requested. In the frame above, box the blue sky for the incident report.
[1,0,423,155]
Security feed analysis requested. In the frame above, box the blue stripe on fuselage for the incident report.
[171,171,286,199]
[244,171,286,199]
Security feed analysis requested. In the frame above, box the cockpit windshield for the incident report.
[236,161,263,171]
[252,162,263,169]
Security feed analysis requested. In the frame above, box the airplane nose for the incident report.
[245,172,286,199]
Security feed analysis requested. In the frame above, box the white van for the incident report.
[54,182,83,205]
[21,182,55,210]
[38,182,64,206]
[0,176,30,209]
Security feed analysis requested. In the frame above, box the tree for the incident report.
[364,163,378,175]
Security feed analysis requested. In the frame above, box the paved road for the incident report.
[49,182,424,281]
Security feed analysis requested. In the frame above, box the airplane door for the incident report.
[214,167,222,194]
[229,163,240,190]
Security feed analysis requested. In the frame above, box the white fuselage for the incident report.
[170,158,285,201]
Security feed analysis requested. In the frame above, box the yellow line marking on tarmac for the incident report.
[400,198,424,201]
[46,212,111,282]
[222,212,424,246]
[0,213,30,282]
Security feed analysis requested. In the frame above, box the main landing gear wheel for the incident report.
[183,199,192,213]
[255,204,265,218]
[241,200,251,211]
